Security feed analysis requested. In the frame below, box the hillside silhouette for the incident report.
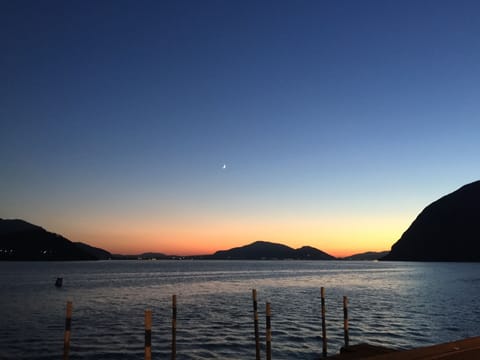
[210,241,335,260]
[0,219,110,260]
[383,180,480,261]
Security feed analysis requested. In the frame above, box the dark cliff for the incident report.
[383,181,480,261]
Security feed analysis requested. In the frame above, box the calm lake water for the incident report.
[1,260,480,359]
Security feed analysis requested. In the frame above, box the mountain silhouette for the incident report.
[210,241,335,260]
[74,242,112,260]
[382,180,480,261]
[0,219,110,261]
[342,251,390,261]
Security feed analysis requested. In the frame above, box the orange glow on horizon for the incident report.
[64,213,405,258]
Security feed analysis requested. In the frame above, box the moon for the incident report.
[222,164,227,169]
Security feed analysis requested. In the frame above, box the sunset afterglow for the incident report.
[2,1,480,257]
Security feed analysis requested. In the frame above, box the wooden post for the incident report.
[63,301,72,360]
[343,296,349,349]
[145,310,152,360]
[252,289,261,360]
[321,287,327,358]
[266,302,272,360]
[172,295,177,360]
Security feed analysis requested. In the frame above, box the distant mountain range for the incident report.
[0,218,410,262]
[8,178,480,263]
[0,219,340,261]
[113,252,170,260]
[382,180,480,261]
[341,251,390,261]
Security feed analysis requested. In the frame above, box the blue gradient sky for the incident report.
[1,1,479,256]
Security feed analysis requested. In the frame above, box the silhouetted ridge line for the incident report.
[0,219,111,261]
[342,251,389,261]
[210,240,335,260]
[382,180,480,261]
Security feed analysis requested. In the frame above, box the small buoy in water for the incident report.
[55,277,63,287]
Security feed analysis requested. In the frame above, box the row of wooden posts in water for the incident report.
[62,287,350,360]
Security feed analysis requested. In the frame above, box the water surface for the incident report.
[1,260,480,359]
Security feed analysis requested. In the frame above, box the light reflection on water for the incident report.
[1,260,480,359]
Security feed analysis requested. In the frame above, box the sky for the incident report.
[1,0,480,257]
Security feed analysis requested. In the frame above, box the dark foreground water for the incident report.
[1,260,480,359]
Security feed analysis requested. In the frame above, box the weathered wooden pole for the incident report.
[252,289,261,360]
[145,309,152,360]
[321,287,327,358]
[63,301,72,360]
[172,295,177,360]
[266,302,272,360]
[343,296,349,349]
